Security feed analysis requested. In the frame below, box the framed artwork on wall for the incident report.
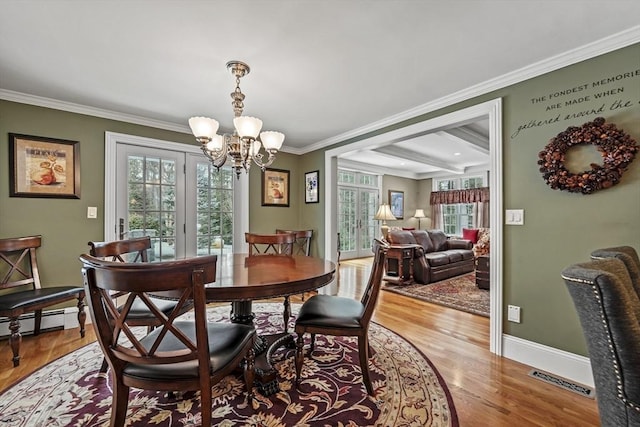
[262,168,290,207]
[305,170,319,203]
[9,133,81,199]
[389,190,404,219]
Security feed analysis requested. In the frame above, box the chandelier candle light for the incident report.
[374,204,396,240]
[189,60,285,179]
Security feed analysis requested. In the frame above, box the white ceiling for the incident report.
[1,1,638,177]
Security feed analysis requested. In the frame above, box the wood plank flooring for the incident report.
[0,257,599,426]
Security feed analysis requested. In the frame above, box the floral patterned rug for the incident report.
[0,303,458,427]
[383,273,490,317]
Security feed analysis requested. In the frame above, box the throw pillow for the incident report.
[402,227,415,231]
[462,228,479,244]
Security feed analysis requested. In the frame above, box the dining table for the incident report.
[205,253,336,395]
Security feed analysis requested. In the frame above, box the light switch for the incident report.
[87,206,98,219]
[505,209,524,225]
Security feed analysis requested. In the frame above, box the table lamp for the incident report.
[374,204,396,240]
[413,209,426,229]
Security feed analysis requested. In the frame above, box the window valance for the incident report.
[430,187,490,205]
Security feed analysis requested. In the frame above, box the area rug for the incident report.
[0,303,458,427]
[384,273,490,317]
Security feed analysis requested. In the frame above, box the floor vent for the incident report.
[528,369,595,399]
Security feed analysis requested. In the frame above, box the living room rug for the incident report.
[383,273,490,317]
[0,303,458,427]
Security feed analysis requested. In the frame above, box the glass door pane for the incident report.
[186,155,234,257]
[116,144,185,261]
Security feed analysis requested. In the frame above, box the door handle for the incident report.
[119,218,126,240]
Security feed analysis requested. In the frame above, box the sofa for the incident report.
[386,229,475,284]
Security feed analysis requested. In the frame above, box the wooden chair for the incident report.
[276,229,313,300]
[245,232,295,256]
[0,235,86,367]
[79,253,255,426]
[294,243,387,395]
[275,229,313,256]
[561,258,640,427]
[88,236,195,373]
[245,232,296,332]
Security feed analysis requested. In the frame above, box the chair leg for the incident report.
[77,293,86,338]
[295,333,305,384]
[34,309,43,335]
[9,316,22,367]
[200,378,212,426]
[99,357,109,373]
[111,377,130,427]
[244,348,255,403]
[283,296,291,333]
[358,335,374,396]
[310,333,316,352]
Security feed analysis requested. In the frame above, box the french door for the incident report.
[116,144,185,261]
[338,187,378,259]
[105,132,248,260]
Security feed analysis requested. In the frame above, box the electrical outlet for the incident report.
[508,305,521,323]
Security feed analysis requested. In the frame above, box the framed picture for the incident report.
[389,190,404,219]
[305,170,319,203]
[262,168,290,207]
[9,133,80,199]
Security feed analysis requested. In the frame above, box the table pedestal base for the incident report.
[231,301,294,396]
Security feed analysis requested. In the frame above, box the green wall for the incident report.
[1,43,638,357]
[300,43,640,356]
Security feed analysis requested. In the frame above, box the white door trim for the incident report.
[324,98,504,354]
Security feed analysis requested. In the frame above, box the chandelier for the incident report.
[188,60,285,179]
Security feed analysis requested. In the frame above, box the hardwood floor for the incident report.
[0,258,599,426]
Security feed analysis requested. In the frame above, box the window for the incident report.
[434,175,485,235]
[195,163,234,256]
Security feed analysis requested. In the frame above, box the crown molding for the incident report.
[1,26,638,155]
[0,89,193,134]
[302,25,640,154]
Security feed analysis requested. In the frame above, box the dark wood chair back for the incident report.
[0,235,85,367]
[88,236,192,373]
[79,253,255,426]
[88,236,151,263]
[245,232,295,256]
[276,229,313,256]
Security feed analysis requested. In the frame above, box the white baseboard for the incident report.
[503,334,594,388]
[0,307,91,338]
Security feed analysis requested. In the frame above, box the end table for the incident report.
[383,244,419,285]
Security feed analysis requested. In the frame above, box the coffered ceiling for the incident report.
[1,1,638,177]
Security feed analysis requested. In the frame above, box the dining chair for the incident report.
[0,235,86,367]
[294,242,387,396]
[561,258,640,427]
[275,229,313,256]
[80,253,256,427]
[245,232,296,332]
[88,236,195,373]
[276,229,313,300]
[590,245,640,290]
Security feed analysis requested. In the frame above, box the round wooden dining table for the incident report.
[205,253,336,395]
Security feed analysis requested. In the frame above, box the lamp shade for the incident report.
[374,204,397,221]
[205,134,224,151]
[414,209,426,218]
[259,131,285,150]
[233,116,263,138]
[189,117,219,139]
